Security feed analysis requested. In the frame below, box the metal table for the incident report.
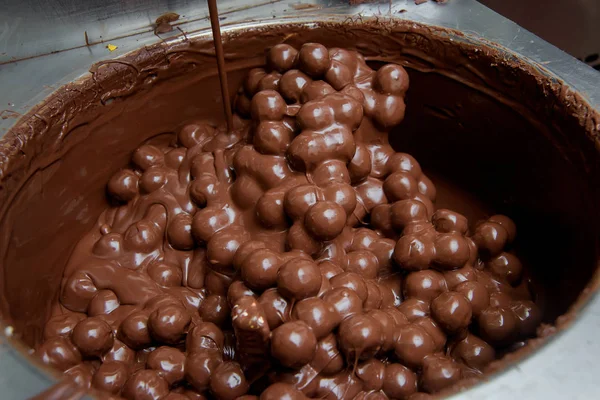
[0,1,599,399]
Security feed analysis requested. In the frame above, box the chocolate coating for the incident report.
[277,258,321,300]
[431,292,473,333]
[271,321,317,368]
[30,39,545,399]
[123,369,170,400]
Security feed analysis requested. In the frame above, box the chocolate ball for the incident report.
[140,167,167,193]
[382,363,418,399]
[330,272,368,302]
[277,258,321,300]
[487,252,523,286]
[473,222,508,258]
[387,152,422,178]
[147,261,183,287]
[404,270,447,302]
[393,234,434,271]
[344,250,379,279]
[103,339,135,365]
[167,213,194,250]
[421,354,462,393]
[258,72,282,92]
[367,309,398,352]
[394,324,436,368]
[71,317,114,358]
[375,64,409,96]
[241,248,283,291]
[348,144,372,184]
[36,337,81,371]
[108,169,139,202]
[431,291,473,333]
[284,184,319,220]
[254,121,294,156]
[124,220,162,253]
[292,297,340,339]
[322,181,357,216]
[210,362,249,400]
[511,300,542,337]
[88,290,120,316]
[267,43,298,73]
[455,281,490,316]
[443,265,476,290]
[325,60,353,90]
[119,311,152,349]
[123,369,170,400]
[356,358,385,391]
[397,298,430,322]
[383,171,418,202]
[488,214,517,243]
[338,313,383,360]
[271,321,317,368]
[298,43,331,77]
[149,303,191,344]
[478,306,518,345]
[260,383,305,400]
[43,313,85,340]
[280,70,311,103]
[312,333,345,375]
[92,361,128,394]
[199,295,230,327]
[259,288,290,330]
[433,233,470,270]
[390,199,429,230]
[432,209,468,234]
[413,317,447,352]
[304,200,346,241]
[207,226,249,272]
[65,363,94,389]
[451,334,495,371]
[185,348,223,392]
[133,144,164,171]
[186,322,224,353]
[251,90,286,121]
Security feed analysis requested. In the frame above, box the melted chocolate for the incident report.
[1,18,599,400]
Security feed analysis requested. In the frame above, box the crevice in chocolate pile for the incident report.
[1,18,599,400]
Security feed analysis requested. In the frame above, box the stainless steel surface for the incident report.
[481,0,600,68]
[0,0,599,399]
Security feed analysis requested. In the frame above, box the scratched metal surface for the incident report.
[0,1,599,399]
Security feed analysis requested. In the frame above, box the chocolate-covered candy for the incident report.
[382,363,418,399]
[145,348,185,384]
[123,369,170,400]
[260,383,305,400]
[433,233,470,270]
[330,272,368,302]
[511,300,542,337]
[394,234,434,271]
[298,43,331,77]
[186,322,224,353]
[271,321,317,368]
[292,297,340,339]
[478,306,518,345]
[149,303,191,344]
[185,348,223,392]
[344,250,379,279]
[487,252,523,286]
[456,281,489,316]
[473,221,509,258]
[277,258,321,300]
[37,337,82,371]
[241,248,283,291]
[108,169,139,202]
[338,313,383,360]
[133,144,164,171]
[451,334,496,371]
[394,324,436,368]
[259,288,290,330]
[207,226,249,272]
[421,354,462,393]
[167,213,195,250]
[397,298,430,322]
[356,358,385,391]
[432,209,468,234]
[210,362,249,400]
[413,317,447,353]
[390,199,429,230]
[93,361,129,394]
[280,70,311,103]
[488,215,517,243]
[72,317,114,358]
[119,311,152,349]
[65,362,94,389]
[251,90,286,121]
[147,261,183,287]
[43,313,86,340]
[431,291,473,333]
[404,270,447,302]
[304,201,346,241]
